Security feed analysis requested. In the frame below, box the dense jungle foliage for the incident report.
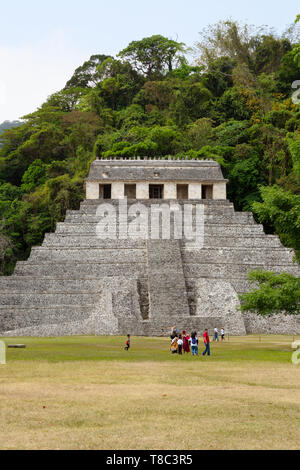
[0,19,300,275]
[0,120,22,148]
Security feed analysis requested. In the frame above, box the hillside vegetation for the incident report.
[0,20,300,274]
[0,121,22,148]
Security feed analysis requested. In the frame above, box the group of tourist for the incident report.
[123,327,225,354]
[170,327,225,356]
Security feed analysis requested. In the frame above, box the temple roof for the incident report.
[86,158,227,183]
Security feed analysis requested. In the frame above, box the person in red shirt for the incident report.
[202,329,210,356]
[182,330,190,354]
[124,334,130,351]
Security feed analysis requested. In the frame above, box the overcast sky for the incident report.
[0,0,299,122]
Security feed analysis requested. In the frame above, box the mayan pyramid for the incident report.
[0,158,299,336]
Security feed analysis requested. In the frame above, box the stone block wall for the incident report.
[242,313,300,335]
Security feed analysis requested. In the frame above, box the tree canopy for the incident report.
[118,35,187,78]
[239,270,300,315]
[0,22,299,279]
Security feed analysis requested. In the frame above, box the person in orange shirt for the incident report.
[170,336,178,354]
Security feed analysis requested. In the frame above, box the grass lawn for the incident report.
[0,334,299,450]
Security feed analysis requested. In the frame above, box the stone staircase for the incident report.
[0,199,299,336]
[147,240,190,319]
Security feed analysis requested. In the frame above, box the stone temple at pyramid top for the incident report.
[85,157,228,200]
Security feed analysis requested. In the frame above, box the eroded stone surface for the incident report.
[194,279,246,335]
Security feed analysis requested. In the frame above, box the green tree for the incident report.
[118,35,187,78]
[253,35,291,74]
[227,153,264,210]
[0,233,14,275]
[61,110,102,157]
[0,183,22,201]
[21,159,47,193]
[202,57,236,97]
[187,118,215,149]
[215,87,251,121]
[97,57,144,110]
[65,54,112,88]
[196,20,261,69]
[256,124,288,185]
[196,19,294,74]
[287,131,300,183]
[171,82,212,125]
[252,185,300,261]
[0,121,22,149]
[137,80,175,111]
[232,65,276,121]
[293,15,300,66]
[276,50,300,94]
[46,88,87,112]
[239,270,300,315]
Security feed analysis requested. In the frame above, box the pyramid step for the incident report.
[42,233,282,249]
[0,306,93,332]
[184,263,300,278]
[29,247,146,263]
[76,204,236,216]
[203,235,282,249]
[0,292,100,308]
[182,247,295,265]
[185,277,263,294]
[14,262,146,278]
[43,234,146,248]
[0,278,103,293]
[54,222,265,236]
[64,212,254,225]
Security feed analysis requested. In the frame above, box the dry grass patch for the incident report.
[0,335,299,449]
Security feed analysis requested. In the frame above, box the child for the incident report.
[124,334,130,351]
[190,332,198,356]
[221,328,225,341]
[177,335,183,355]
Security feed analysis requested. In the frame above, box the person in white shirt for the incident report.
[177,335,183,355]
[213,327,219,342]
[221,328,225,341]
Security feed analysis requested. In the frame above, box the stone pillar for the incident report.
[188,183,202,200]
[164,182,177,199]
[136,183,149,199]
[111,182,125,199]
[213,183,227,200]
[86,182,100,200]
